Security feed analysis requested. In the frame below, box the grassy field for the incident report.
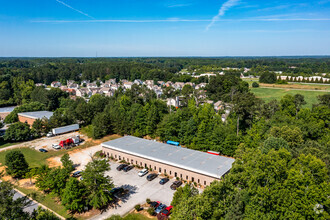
[251,87,329,108]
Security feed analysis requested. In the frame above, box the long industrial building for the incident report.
[102,136,235,186]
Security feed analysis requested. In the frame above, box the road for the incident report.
[13,190,39,214]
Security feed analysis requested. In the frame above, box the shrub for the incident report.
[146,198,151,204]
[134,204,141,211]
[5,150,29,178]
[259,72,277,84]
[252,82,259,88]
[147,207,155,216]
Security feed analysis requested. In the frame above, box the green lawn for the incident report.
[0,141,17,149]
[106,213,154,220]
[0,147,65,167]
[16,186,71,219]
[251,87,329,108]
[0,134,121,167]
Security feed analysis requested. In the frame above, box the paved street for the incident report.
[13,190,39,214]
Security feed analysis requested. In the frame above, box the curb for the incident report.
[14,188,66,220]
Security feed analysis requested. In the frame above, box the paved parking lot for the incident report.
[91,161,178,219]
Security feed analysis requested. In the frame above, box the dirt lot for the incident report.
[47,145,101,169]
[0,132,87,153]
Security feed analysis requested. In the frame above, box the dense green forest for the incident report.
[0,58,329,219]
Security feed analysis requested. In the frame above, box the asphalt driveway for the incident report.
[91,161,177,219]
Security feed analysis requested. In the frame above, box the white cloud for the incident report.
[55,0,94,19]
[205,0,241,31]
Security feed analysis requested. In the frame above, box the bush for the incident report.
[276,80,288,84]
[259,72,277,84]
[134,204,141,211]
[252,82,259,88]
[147,207,155,216]
[4,122,31,142]
[146,198,151,204]
[5,150,29,178]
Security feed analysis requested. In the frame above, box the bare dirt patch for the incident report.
[260,83,330,91]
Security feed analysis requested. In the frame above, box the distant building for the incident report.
[18,111,53,126]
[51,81,62,88]
[123,82,133,90]
[35,83,46,88]
[87,83,98,88]
[0,106,16,121]
[134,79,143,85]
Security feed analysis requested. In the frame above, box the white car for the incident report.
[138,168,149,177]
[52,144,61,150]
[47,132,54,137]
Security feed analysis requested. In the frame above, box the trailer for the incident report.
[47,124,79,137]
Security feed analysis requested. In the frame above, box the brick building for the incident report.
[18,111,53,126]
[0,106,16,121]
[102,136,235,186]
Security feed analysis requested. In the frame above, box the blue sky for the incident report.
[0,0,330,57]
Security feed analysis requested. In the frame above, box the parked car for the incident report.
[46,132,54,137]
[110,187,124,195]
[147,173,158,181]
[161,206,173,216]
[72,171,82,177]
[52,144,61,150]
[138,168,149,177]
[123,165,133,172]
[159,178,169,185]
[150,201,160,209]
[170,181,182,190]
[39,149,48,153]
[116,164,128,171]
[155,204,167,214]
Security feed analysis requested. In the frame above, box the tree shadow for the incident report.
[99,184,138,214]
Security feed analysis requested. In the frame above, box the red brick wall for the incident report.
[102,146,218,186]
[0,112,10,121]
[18,115,36,126]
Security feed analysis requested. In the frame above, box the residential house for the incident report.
[173,82,185,90]
[165,81,173,87]
[87,83,98,88]
[68,83,79,89]
[35,83,46,87]
[100,87,114,97]
[134,79,143,85]
[51,81,62,88]
[76,88,92,98]
[123,82,134,90]
[105,79,116,84]
[80,80,90,86]
[157,81,165,86]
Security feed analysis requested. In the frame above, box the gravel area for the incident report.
[0,132,85,152]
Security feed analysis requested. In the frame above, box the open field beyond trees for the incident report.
[251,87,329,108]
